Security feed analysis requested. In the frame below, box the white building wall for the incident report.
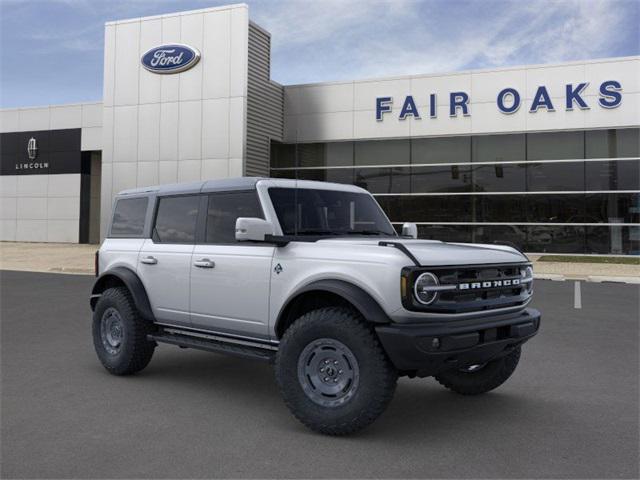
[283,57,640,143]
[0,102,102,242]
[100,4,250,238]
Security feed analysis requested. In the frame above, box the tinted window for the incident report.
[527,131,584,160]
[585,160,640,190]
[153,195,200,243]
[412,165,473,193]
[585,193,640,224]
[354,167,411,193]
[472,134,526,162]
[205,191,263,244]
[475,194,528,223]
[355,139,410,166]
[472,163,526,192]
[585,128,640,158]
[526,161,585,191]
[376,195,473,222]
[269,188,396,236]
[412,137,470,164]
[111,197,148,236]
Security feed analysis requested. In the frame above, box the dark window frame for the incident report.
[202,189,265,246]
[151,193,202,245]
[108,196,150,238]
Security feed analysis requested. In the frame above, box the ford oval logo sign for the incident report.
[141,44,201,74]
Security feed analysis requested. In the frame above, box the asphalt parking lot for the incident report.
[1,270,638,479]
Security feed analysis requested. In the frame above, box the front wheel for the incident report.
[434,347,521,395]
[275,307,397,435]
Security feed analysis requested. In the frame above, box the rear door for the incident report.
[190,190,274,339]
[138,194,200,326]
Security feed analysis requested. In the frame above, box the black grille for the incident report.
[405,263,532,314]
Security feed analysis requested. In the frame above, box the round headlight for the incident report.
[414,272,440,305]
[521,266,534,292]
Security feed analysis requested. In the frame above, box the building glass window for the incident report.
[419,225,473,243]
[412,136,471,164]
[526,161,585,191]
[375,195,473,222]
[524,226,585,253]
[110,197,148,237]
[472,164,526,192]
[412,165,473,193]
[526,194,585,223]
[472,134,526,163]
[585,192,640,224]
[586,226,640,255]
[271,142,296,168]
[474,194,528,223]
[527,131,584,160]
[205,191,263,244]
[153,195,200,243]
[585,160,640,191]
[355,139,409,166]
[585,128,640,158]
[354,167,410,194]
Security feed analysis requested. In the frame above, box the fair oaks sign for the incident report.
[375,80,623,121]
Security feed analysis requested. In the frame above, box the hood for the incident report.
[315,238,528,266]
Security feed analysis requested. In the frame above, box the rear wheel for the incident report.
[434,347,521,395]
[92,287,156,375]
[275,307,397,435]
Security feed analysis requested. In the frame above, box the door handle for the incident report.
[140,256,158,265]
[194,258,215,269]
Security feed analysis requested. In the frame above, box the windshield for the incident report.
[268,187,397,237]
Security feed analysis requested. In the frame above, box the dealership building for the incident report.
[1,3,638,254]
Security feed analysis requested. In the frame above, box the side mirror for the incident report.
[401,222,418,239]
[235,217,273,242]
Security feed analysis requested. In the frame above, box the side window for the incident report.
[111,197,148,237]
[153,195,200,244]
[205,191,263,244]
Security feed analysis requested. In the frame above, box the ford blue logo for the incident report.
[141,44,201,74]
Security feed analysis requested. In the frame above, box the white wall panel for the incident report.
[18,108,50,131]
[229,7,248,98]
[353,110,405,139]
[472,69,526,104]
[179,14,204,102]
[0,109,19,133]
[103,25,116,107]
[112,162,137,194]
[47,174,80,197]
[81,103,103,127]
[201,98,229,158]
[354,78,411,112]
[159,102,179,161]
[411,74,472,108]
[202,10,231,100]
[50,105,82,130]
[160,16,181,103]
[113,106,138,162]
[586,58,640,94]
[525,64,585,101]
[228,158,243,177]
[228,96,245,158]
[158,160,178,184]
[101,106,114,163]
[290,83,354,115]
[114,21,141,106]
[0,197,17,219]
[201,158,228,179]
[136,161,159,187]
[137,103,161,161]
[584,91,640,128]
[17,175,48,197]
[81,126,103,151]
[177,159,201,182]
[0,176,18,197]
[47,220,79,243]
[138,18,162,105]
[17,197,47,219]
[47,197,80,220]
[16,220,47,242]
[0,220,17,241]
[178,101,202,160]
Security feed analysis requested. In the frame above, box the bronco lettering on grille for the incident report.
[458,278,521,290]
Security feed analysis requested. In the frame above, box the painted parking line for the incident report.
[574,281,582,309]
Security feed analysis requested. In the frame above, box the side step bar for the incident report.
[148,330,276,363]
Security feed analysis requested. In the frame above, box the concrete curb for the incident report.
[534,273,640,284]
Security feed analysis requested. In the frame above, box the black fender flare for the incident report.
[276,279,390,335]
[90,267,155,322]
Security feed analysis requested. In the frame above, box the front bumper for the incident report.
[375,308,540,377]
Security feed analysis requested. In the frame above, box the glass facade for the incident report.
[270,128,640,254]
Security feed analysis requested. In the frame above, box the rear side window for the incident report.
[205,191,263,244]
[110,197,148,237]
[153,195,200,244]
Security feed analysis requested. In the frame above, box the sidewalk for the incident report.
[1,242,639,283]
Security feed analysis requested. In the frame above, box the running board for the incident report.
[148,330,276,363]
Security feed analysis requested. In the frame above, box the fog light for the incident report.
[432,338,440,349]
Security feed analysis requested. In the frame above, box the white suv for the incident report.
[91,177,540,435]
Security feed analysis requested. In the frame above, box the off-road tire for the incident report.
[275,307,398,435]
[434,347,521,395]
[92,287,156,375]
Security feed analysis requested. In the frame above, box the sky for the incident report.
[0,0,638,108]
